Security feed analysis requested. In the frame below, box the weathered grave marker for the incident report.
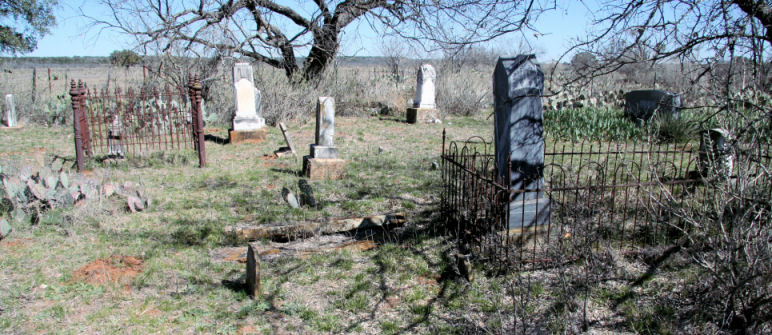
[624,89,682,123]
[4,94,17,127]
[406,64,440,123]
[107,116,124,157]
[493,55,550,231]
[229,62,267,144]
[303,97,346,180]
[276,122,298,160]
[698,128,734,180]
[246,243,261,299]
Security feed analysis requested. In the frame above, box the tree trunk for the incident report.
[302,27,340,83]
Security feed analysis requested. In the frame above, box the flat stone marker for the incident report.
[246,243,261,299]
[4,94,16,127]
[303,97,345,180]
[493,55,550,231]
[406,64,440,124]
[230,62,266,144]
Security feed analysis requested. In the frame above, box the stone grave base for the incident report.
[229,128,266,144]
[508,198,551,230]
[303,156,345,180]
[406,107,439,124]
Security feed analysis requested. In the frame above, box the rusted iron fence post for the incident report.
[79,83,91,157]
[70,80,85,171]
[189,74,206,168]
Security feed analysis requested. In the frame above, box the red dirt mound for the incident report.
[72,255,144,287]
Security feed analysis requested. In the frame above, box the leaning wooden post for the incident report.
[189,74,206,168]
[70,80,85,171]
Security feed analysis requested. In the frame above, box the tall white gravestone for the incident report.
[230,62,266,144]
[493,55,550,231]
[303,97,345,180]
[406,64,439,123]
[4,94,16,127]
[311,97,337,158]
[413,64,436,109]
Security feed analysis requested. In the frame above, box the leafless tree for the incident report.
[88,0,554,83]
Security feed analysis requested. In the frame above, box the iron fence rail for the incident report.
[70,75,206,170]
[440,129,771,269]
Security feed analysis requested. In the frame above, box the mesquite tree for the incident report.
[89,0,552,83]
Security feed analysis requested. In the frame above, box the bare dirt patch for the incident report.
[71,255,144,288]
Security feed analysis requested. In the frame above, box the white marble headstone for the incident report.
[4,94,16,127]
[232,62,264,131]
[316,97,335,147]
[413,64,436,109]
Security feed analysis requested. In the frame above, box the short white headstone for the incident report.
[232,63,264,131]
[413,64,436,109]
[5,94,16,127]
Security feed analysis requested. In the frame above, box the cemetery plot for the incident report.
[68,76,206,168]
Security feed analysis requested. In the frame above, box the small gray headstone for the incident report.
[246,243,261,299]
[493,55,551,229]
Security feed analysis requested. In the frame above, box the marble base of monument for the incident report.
[508,198,551,232]
[303,156,345,180]
[406,107,439,124]
[310,144,339,159]
[229,128,267,144]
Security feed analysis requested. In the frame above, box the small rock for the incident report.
[431,161,439,170]
[53,189,75,208]
[127,195,145,213]
[81,184,98,200]
[378,146,385,154]
[281,187,299,209]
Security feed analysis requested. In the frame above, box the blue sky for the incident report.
[25,1,595,62]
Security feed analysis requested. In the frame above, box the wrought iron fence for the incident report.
[69,75,206,170]
[440,129,771,270]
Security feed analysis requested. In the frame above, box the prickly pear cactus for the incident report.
[0,218,10,240]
